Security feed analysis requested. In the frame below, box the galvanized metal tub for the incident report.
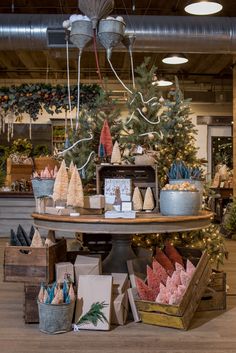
[169,179,203,209]
[160,190,200,216]
[38,301,75,334]
[32,178,55,198]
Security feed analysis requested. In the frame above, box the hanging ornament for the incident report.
[142,106,148,114]
[6,110,15,142]
[159,96,165,104]
[148,133,154,140]
[0,108,5,134]
[152,74,157,81]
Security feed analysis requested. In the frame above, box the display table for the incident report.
[32,211,213,273]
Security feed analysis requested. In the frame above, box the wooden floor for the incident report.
[1,238,236,353]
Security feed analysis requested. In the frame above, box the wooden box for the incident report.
[96,164,158,211]
[197,271,226,312]
[135,250,211,330]
[34,157,59,173]
[24,284,40,324]
[4,238,67,284]
[6,158,33,186]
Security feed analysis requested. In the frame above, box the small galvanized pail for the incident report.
[38,301,75,334]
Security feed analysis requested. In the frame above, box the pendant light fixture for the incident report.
[184,1,223,15]
[152,77,173,87]
[162,54,188,65]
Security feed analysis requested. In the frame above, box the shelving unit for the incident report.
[51,120,66,152]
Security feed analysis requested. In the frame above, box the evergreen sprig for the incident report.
[76,301,108,327]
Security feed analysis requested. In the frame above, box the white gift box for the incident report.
[83,195,105,209]
[111,292,129,325]
[55,261,74,283]
[112,273,129,294]
[75,275,113,330]
[74,255,101,284]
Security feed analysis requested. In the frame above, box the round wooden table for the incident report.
[32,211,213,273]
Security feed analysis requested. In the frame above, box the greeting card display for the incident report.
[104,178,132,206]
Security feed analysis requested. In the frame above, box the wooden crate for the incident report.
[24,284,40,323]
[4,238,67,284]
[96,164,159,211]
[34,157,60,173]
[197,271,226,312]
[135,251,211,330]
[6,158,33,186]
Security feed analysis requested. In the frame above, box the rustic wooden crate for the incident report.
[6,158,33,186]
[197,271,226,312]
[24,284,40,323]
[135,251,211,330]
[4,238,67,283]
[96,164,159,211]
[34,157,59,172]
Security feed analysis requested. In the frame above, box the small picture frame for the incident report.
[121,201,132,212]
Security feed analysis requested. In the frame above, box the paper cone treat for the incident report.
[31,229,44,248]
[111,141,122,164]
[98,119,113,158]
[143,187,155,211]
[67,167,84,208]
[132,187,143,211]
[52,160,68,203]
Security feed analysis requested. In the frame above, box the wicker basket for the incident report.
[32,178,55,198]
[38,301,75,334]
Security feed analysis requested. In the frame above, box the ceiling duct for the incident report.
[0,14,236,53]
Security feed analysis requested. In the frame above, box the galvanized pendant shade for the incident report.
[70,20,93,51]
[79,0,115,29]
[70,19,94,130]
[98,18,126,59]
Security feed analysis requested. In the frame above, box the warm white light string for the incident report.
[76,51,82,131]
[66,37,73,131]
[77,151,95,171]
[65,151,95,172]
[136,108,161,125]
[139,131,163,140]
[58,133,93,155]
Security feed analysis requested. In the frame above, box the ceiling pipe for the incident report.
[0,14,236,53]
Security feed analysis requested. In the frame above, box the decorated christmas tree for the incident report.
[121,57,200,186]
[63,90,123,186]
[121,57,163,162]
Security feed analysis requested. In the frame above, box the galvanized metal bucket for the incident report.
[38,301,75,334]
[32,178,55,198]
[169,179,203,209]
[160,190,200,216]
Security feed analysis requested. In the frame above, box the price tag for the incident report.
[136,145,143,154]
[73,324,80,332]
